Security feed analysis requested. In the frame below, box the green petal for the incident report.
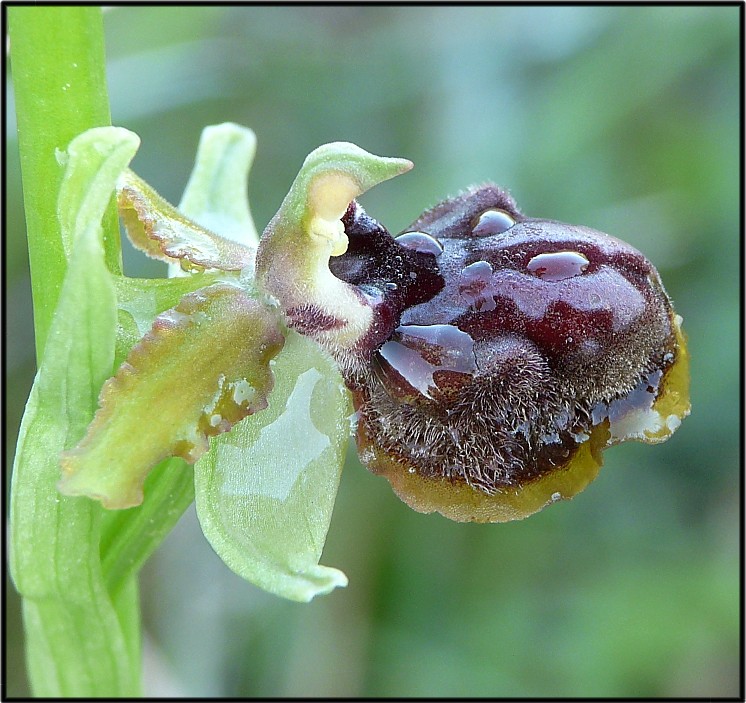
[194,330,352,602]
[96,124,263,601]
[58,284,284,509]
[256,142,412,349]
[117,169,254,272]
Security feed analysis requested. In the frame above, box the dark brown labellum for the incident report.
[327,185,690,522]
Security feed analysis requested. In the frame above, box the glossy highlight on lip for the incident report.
[527,250,589,282]
[457,260,495,312]
[395,231,444,256]
[373,323,477,403]
[471,208,515,236]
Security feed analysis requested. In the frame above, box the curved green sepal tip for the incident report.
[256,142,412,349]
[194,330,352,601]
[58,284,285,509]
[285,141,412,231]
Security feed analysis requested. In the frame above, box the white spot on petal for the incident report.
[231,379,256,406]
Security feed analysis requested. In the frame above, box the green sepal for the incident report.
[179,122,259,247]
[194,330,352,602]
[58,284,285,509]
[9,125,140,695]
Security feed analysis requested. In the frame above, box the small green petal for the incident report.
[117,169,254,272]
[256,142,412,349]
[58,284,284,509]
[194,330,352,602]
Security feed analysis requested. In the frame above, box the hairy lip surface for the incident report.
[322,186,688,521]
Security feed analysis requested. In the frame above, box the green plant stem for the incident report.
[9,6,121,362]
[100,459,196,598]
[9,9,140,696]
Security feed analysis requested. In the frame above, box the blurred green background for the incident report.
[6,5,740,698]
